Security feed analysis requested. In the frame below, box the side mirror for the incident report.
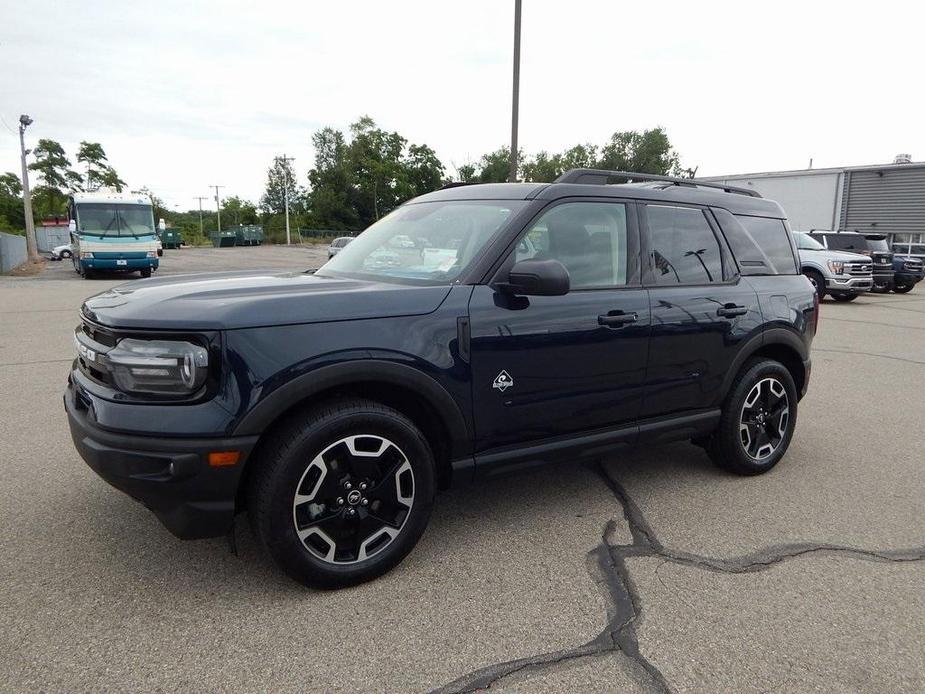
[500,259,570,296]
[68,219,76,233]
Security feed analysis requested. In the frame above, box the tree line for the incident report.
[1,118,686,242]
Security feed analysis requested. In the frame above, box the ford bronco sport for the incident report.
[66,169,816,588]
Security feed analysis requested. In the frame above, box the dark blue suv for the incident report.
[66,169,816,588]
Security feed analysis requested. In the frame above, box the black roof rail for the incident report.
[439,181,474,190]
[553,168,763,198]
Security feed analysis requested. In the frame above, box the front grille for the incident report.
[903,260,923,271]
[845,262,873,277]
[79,319,117,347]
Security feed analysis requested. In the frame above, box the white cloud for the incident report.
[2,0,923,211]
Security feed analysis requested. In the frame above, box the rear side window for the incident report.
[714,210,798,275]
[822,234,866,252]
[645,205,723,285]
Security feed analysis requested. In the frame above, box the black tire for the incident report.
[80,266,94,280]
[248,398,436,589]
[803,269,825,300]
[707,358,798,475]
[60,250,72,259]
[893,283,914,294]
[831,293,858,302]
[140,268,152,278]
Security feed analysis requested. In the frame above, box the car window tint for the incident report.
[824,234,866,251]
[514,202,629,289]
[733,215,798,274]
[646,205,722,284]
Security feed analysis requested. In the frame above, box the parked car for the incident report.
[66,169,816,588]
[327,236,353,259]
[891,254,925,293]
[807,230,894,292]
[793,232,873,301]
[50,243,73,260]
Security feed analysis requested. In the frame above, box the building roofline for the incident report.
[699,160,925,181]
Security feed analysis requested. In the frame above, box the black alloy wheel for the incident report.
[707,358,798,475]
[738,377,790,461]
[249,398,436,588]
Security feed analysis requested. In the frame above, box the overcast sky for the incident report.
[2,0,922,211]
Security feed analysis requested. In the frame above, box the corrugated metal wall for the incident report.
[840,165,925,234]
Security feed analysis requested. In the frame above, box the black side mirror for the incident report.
[499,259,570,296]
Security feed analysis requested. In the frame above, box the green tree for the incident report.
[77,141,126,191]
[28,139,82,219]
[347,116,408,223]
[404,143,445,197]
[306,127,359,230]
[596,127,679,175]
[261,157,304,215]
[222,195,259,226]
[0,172,25,234]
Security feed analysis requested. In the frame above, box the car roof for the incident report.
[412,180,785,218]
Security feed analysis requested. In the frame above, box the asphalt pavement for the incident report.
[1,248,922,692]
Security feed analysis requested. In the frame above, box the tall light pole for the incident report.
[508,0,522,183]
[211,185,225,232]
[18,115,38,262]
[194,196,208,238]
[276,154,295,245]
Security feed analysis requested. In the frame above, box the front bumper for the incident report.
[895,271,924,286]
[65,377,258,539]
[80,257,158,271]
[825,276,872,293]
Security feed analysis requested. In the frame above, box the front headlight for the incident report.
[146,250,157,258]
[104,338,209,395]
[827,260,844,275]
[80,251,94,259]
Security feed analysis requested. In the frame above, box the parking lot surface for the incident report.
[1,247,923,692]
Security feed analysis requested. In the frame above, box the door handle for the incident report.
[716,304,748,317]
[598,311,638,327]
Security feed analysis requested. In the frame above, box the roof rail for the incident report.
[553,168,763,198]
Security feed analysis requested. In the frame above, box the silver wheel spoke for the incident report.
[292,433,415,565]
[739,377,790,461]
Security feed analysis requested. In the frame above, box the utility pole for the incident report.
[508,0,522,183]
[194,196,209,238]
[275,154,295,245]
[211,185,225,232]
[18,115,38,262]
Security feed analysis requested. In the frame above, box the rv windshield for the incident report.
[76,204,156,237]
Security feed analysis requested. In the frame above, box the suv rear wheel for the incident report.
[249,398,436,588]
[707,358,798,475]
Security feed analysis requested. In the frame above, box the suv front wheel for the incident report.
[249,398,436,588]
[707,358,798,475]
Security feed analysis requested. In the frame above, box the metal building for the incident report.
[700,156,925,257]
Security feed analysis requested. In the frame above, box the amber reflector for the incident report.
[208,451,240,467]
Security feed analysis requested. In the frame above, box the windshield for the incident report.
[794,232,825,250]
[864,236,891,252]
[318,200,526,283]
[76,203,155,237]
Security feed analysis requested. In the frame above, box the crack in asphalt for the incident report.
[431,462,925,694]
[812,347,925,366]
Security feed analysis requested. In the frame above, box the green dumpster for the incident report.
[209,230,237,248]
[160,228,182,249]
[232,224,264,246]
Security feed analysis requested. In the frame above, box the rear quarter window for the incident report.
[713,209,798,275]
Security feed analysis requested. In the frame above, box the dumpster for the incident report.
[232,224,264,246]
[209,230,237,248]
[160,227,183,249]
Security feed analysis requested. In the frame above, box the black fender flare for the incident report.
[232,359,471,456]
[719,328,809,400]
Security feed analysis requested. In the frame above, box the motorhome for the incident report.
[68,191,160,279]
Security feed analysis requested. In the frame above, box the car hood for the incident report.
[81,270,453,330]
[801,249,871,263]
